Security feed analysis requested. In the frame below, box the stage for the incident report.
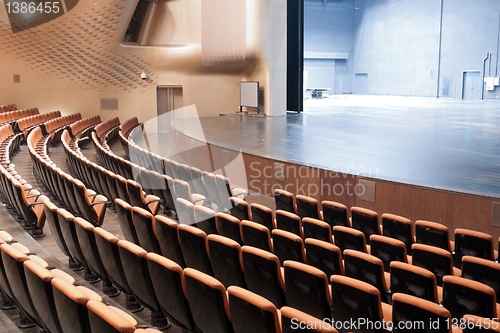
[159,95,500,199]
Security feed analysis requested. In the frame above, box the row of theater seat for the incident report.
[93,125,248,216]
[113,205,500,320]
[16,110,61,139]
[118,117,140,157]
[0,104,17,113]
[273,189,500,267]
[42,112,82,143]
[68,114,101,138]
[0,108,39,128]
[0,124,46,237]
[28,127,109,227]
[94,116,120,144]
[0,230,162,333]
[5,113,498,330]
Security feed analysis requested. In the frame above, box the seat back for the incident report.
[272,229,306,265]
[173,179,192,202]
[132,206,161,254]
[333,225,367,255]
[1,244,40,327]
[330,275,384,333]
[208,235,246,288]
[241,220,273,252]
[177,224,213,275]
[461,255,500,301]
[93,227,132,295]
[242,246,286,308]
[183,268,233,333]
[305,238,343,278]
[51,278,92,333]
[202,171,223,208]
[442,275,496,320]
[216,213,243,245]
[322,201,350,228]
[302,217,333,243]
[161,175,176,212]
[381,213,413,255]
[454,228,494,267]
[57,208,87,268]
[153,215,185,267]
[412,243,454,286]
[24,260,69,333]
[392,293,451,333]
[215,175,232,210]
[281,306,337,333]
[43,199,71,257]
[73,217,109,283]
[117,240,161,314]
[284,261,332,319]
[86,300,137,333]
[415,220,452,252]
[274,189,296,214]
[275,210,302,237]
[115,198,139,244]
[229,197,251,221]
[343,249,389,303]
[194,205,218,235]
[390,261,439,303]
[369,234,407,272]
[296,195,321,220]
[250,203,275,230]
[350,207,380,244]
[463,315,500,333]
[146,253,195,331]
[176,198,196,225]
[228,286,281,333]
[126,179,147,208]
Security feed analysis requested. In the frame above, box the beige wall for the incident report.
[0,0,288,122]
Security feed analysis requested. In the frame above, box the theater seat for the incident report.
[302,217,333,243]
[330,275,391,333]
[132,206,161,254]
[126,179,161,215]
[281,306,337,333]
[381,213,413,255]
[229,197,252,221]
[412,243,460,286]
[241,220,274,252]
[228,286,281,333]
[115,198,139,245]
[87,299,138,333]
[208,234,246,288]
[369,234,409,272]
[390,261,441,304]
[296,195,321,220]
[321,201,350,228]
[194,205,218,235]
[216,213,243,245]
[463,315,500,333]
[117,240,171,330]
[333,225,369,255]
[177,224,213,275]
[305,238,344,278]
[392,293,456,333]
[350,207,380,245]
[461,255,500,301]
[415,220,453,253]
[146,253,196,332]
[274,189,296,214]
[284,260,332,319]
[442,275,497,320]
[153,215,185,268]
[250,203,276,230]
[272,229,306,265]
[242,246,286,308]
[275,210,303,238]
[183,268,234,333]
[453,228,495,268]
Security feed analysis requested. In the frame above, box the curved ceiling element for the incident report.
[5,0,79,33]
[201,0,247,67]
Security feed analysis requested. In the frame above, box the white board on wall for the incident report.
[240,82,259,108]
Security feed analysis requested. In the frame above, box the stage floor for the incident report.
[152,95,500,198]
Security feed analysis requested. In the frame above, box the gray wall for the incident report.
[305,0,500,99]
[304,0,354,94]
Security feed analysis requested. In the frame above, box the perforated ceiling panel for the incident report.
[0,0,158,93]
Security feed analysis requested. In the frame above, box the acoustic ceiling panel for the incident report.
[0,0,158,93]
